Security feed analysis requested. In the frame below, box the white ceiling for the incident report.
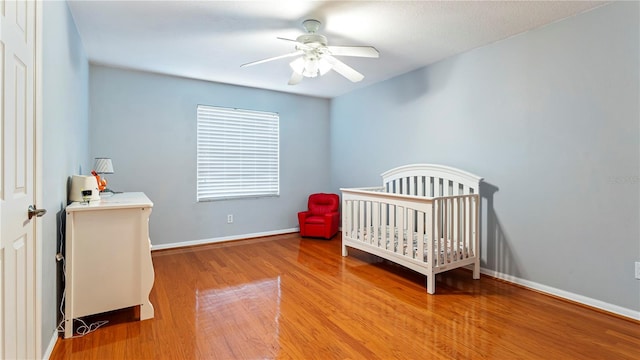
[67,0,607,99]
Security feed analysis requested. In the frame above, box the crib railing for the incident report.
[432,194,480,267]
[341,188,479,270]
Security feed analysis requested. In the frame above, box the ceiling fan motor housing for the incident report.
[297,19,327,50]
[296,34,328,47]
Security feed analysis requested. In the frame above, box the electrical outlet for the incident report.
[227,214,233,224]
[635,262,640,280]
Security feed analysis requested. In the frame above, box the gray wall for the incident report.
[42,0,90,354]
[89,66,331,247]
[330,2,639,313]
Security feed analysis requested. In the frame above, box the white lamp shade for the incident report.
[290,56,333,78]
[94,158,114,174]
[290,57,305,75]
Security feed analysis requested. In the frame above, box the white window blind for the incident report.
[197,105,279,201]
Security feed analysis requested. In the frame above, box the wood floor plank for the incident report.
[50,233,640,359]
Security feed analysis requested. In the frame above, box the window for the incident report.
[197,105,279,201]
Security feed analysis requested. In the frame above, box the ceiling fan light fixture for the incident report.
[289,57,305,75]
[289,56,333,78]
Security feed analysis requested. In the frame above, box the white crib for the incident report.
[341,164,483,294]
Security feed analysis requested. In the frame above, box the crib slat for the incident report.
[397,206,404,255]
[474,195,480,278]
[451,197,456,260]
[444,198,450,264]
[438,199,449,264]
[406,208,414,257]
[462,197,468,258]
[349,200,355,238]
[451,197,456,259]
[372,201,380,247]
[472,195,478,258]
[344,200,352,238]
[433,199,437,265]
[365,201,372,244]
[454,197,460,259]
[437,199,442,266]
[352,200,358,239]
[468,196,473,257]
[353,200,357,239]
[467,196,472,258]
[415,212,428,261]
[381,202,388,250]
[388,205,395,251]
[449,197,453,261]
[433,199,439,266]
[451,197,456,261]
[424,202,436,262]
[358,201,365,245]
[341,200,347,237]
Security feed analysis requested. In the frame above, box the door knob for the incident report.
[28,205,47,219]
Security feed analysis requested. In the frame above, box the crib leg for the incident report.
[342,244,348,257]
[473,260,480,280]
[426,275,435,294]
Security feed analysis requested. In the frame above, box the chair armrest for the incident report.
[298,211,310,223]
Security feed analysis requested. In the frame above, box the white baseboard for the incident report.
[42,330,58,360]
[480,268,640,321]
[151,228,300,251]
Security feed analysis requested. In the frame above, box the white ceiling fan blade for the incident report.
[241,50,304,67]
[324,55,364,82]
[328,46,379,58]
[277,37,299,44]
[288,71,303,85]
[276,37,298,43]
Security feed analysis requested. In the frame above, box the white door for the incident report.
[0,1,39,359]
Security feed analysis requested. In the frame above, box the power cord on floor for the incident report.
[56,208,109,337]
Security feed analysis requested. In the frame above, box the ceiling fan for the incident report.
[241,19,379,85]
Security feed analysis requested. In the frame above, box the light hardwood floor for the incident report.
[51,233,639,359]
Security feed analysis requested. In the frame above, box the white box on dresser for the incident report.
[64,192,155,338]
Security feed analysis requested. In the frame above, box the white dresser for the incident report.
[64,192,155,338]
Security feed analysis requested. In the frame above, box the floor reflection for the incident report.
[196,277,281,359]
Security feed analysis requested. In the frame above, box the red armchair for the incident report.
[298,193,340,239]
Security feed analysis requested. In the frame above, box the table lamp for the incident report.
[92,157,114,193]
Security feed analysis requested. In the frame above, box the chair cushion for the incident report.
[305,216,326,224]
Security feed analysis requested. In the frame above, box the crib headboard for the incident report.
[381,164,483,197]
